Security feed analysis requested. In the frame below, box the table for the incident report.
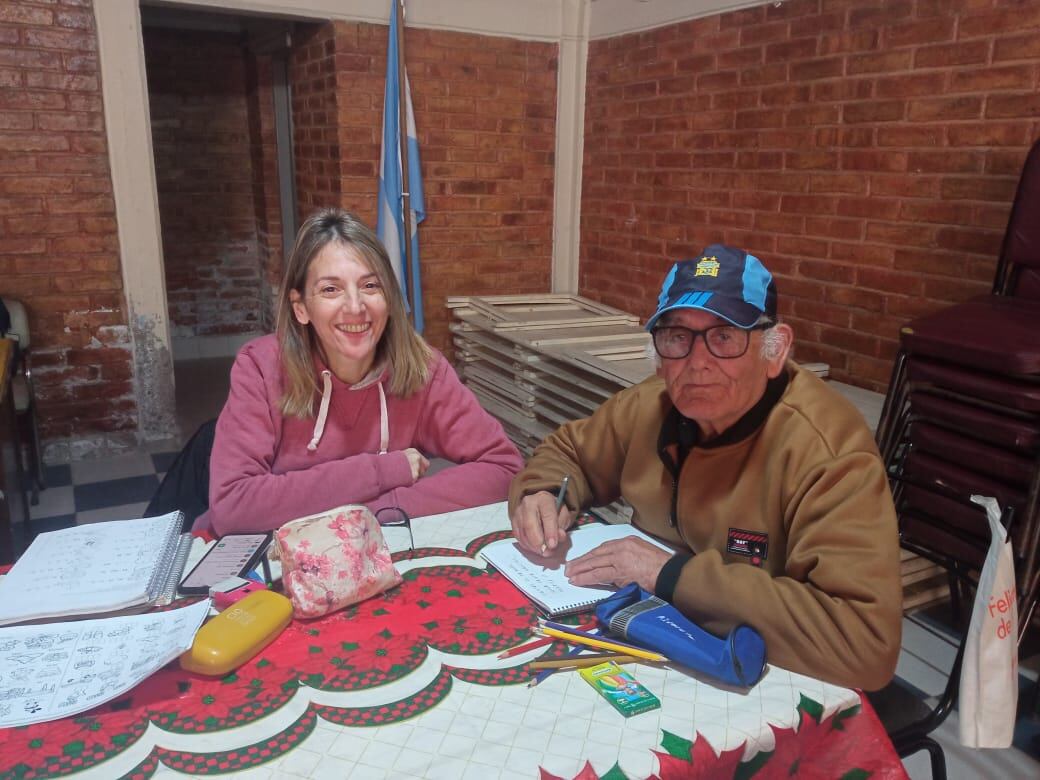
[0,503,907,779]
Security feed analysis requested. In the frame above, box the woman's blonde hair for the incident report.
[276,208,432,418]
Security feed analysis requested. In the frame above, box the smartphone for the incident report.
[179,533,272,595]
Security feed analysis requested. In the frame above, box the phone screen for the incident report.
[179,533,271,594]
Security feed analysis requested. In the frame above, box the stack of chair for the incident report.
[876,136,1040,622]
[870,136,1040,779]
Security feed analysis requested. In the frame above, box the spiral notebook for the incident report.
[481,523,675,617]
[0,511,193,626]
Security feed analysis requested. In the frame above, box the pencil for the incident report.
[529,654,640,670]
[540,474,571,555]
[497,619,597,659]
[537,626,668,663]
[541,620,655,656]
[528,643,586,688]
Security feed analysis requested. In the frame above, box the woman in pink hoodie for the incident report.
[194,209,523,536]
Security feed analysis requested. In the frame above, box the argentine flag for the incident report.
[376,0,425,333]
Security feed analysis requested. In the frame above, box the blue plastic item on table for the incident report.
[595,583,767,688]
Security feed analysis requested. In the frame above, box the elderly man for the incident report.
[508,245,902,690]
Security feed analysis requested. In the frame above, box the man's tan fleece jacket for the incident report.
[509,363,902,691]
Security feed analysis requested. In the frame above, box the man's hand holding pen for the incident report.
[511,475,573,557]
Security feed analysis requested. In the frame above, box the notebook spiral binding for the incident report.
[145,511,192,606]
[156,534,194,606]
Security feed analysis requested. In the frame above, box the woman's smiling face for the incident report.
[289,242,389,384]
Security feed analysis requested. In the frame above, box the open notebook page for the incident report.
[0,513,183,626]
[481,523,676,617]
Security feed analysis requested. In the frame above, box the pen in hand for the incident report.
[542,474,571,555]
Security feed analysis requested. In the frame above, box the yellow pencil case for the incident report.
[180,591,293,676]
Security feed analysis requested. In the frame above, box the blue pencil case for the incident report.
[595,583,767,688]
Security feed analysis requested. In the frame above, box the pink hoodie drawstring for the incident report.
[306,369,390,454]
[377,381,389,454]
[307,370,333,451]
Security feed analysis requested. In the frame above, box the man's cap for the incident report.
[645,244,778,331]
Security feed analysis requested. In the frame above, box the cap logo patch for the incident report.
[695,256,719,277]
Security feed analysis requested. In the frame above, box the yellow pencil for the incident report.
[530,654,640,670]
[538,626,668,662]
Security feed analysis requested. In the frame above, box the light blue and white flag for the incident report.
[377,0,425,332]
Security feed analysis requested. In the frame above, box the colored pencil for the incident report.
[497,619,598,659]
[540,620,662,657]
[528,644,586,688]
[529,654,640,670]
[537,626,667,663]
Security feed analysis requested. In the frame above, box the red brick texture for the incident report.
[0,0,137,441]
[291,22,342,218]
[1,6,556,449]
[145,28,265,339]
[289,21,558,355]
[580,0,1040,391]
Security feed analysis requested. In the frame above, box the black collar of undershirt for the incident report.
[657,370,790,475]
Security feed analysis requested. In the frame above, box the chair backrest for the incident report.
[995,136,1040,299]
[144,418,218,530]
[0,297,31,350]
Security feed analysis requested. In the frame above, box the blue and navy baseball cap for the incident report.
[645,244,778,330]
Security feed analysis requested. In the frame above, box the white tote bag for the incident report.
[958,495,1018,748]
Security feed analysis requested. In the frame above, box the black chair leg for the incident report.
[16,407,43,505]
[876,349,908,455]
[27,404,45,492]
[896,734,947,780]
[922,736,947,780]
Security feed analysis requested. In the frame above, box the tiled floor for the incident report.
[23,452,174,531]
[10,361,1040,777]
[14,357,233,549]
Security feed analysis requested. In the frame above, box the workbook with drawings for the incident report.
[481,522,675,617]
[0,511,193,626]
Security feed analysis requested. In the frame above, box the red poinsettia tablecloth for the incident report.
[0,502,907,779]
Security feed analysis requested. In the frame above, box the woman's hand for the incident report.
[403,448,430,482]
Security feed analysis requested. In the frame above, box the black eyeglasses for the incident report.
[374,506,414,550]
[651,322,772,360]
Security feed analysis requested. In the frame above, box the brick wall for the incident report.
[289,20,557,356]
[581,0,1040,391]
[145,28,264,340]
[0,0,137,445]
[291,23,341,219]
[400,26,558,350]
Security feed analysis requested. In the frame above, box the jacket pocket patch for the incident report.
[726,528,768,567]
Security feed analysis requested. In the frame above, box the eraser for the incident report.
[213,580,268,610]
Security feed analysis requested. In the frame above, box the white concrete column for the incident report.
[94,0,176,440]
[551,0,590,295]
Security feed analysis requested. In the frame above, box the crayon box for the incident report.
[579,661,661,717]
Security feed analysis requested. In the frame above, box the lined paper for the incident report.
[481,524,674,616]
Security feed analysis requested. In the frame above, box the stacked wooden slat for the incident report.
[448,294,654,456]
[448,294,652,523]
[900,549,951,611]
